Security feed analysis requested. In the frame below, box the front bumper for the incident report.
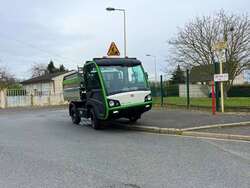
[107,102,152,120]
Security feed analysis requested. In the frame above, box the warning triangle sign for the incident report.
[107,42,120,56]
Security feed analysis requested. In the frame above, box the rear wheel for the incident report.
[71,107,81,125]
[90,109,102,130]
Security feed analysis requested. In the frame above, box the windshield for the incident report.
[99,65,148,95]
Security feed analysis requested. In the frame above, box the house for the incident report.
[21,71,75,95]
[233,69,250,85]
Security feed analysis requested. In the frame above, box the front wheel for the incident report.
[90,109,102,130]
[129,116,140,123]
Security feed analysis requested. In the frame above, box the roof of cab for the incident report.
[92,57,142,66]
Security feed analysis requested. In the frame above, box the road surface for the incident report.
[0,109,249,188]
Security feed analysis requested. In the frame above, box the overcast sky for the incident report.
[0,0,249,79]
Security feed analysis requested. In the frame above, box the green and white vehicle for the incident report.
[63,57,152,129]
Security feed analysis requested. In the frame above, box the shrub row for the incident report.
[227,85,250,97]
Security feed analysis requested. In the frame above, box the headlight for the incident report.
[109,100,115,107]
[145,94,152,102]
[108,99,120,107]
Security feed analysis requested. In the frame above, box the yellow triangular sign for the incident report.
[107,42,120,56]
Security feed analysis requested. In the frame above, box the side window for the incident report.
[85,64,101,91]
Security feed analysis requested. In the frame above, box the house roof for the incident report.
[21,71,69,85]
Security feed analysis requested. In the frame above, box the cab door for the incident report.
[84,63,106,119]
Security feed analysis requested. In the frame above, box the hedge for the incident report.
[227,85,250,97]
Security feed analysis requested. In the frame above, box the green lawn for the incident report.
[153,97,250,108]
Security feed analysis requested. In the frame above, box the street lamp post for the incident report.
[146,54,157,82]
[106,7,127,57]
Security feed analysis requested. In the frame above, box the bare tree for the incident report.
[169,10,250,91]
[30,63,47,78]
[0,67,15,89]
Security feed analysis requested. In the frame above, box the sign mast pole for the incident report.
[213,41,227,113]
[219,59,224,112]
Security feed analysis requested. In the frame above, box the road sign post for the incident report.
[220,64,224,112]
[213,62,220,112]
[213,40,227,113]
[186,69,190,109]
[214,73,228,113]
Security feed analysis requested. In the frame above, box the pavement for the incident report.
[133,109,250,129]
[117,109,250,139]
[198,125,250,136]
[0,108,250,188]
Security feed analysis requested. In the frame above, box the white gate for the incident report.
[6,90,31,107]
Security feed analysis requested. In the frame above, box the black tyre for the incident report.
[90,109,102,130]
[71,107,81,125]
[129,116,140,123]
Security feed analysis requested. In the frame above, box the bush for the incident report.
[7,83,23,90]
[227,85,250,97]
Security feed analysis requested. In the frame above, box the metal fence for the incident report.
[150,75,250,113]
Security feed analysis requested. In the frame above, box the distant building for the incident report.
[233,69,250,85]
[21,71,75,95]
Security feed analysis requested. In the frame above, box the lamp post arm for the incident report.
[114,8,125,11]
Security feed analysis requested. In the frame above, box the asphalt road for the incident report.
[0,109,250,188]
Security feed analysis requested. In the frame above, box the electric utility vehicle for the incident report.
[63,57,152,129]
